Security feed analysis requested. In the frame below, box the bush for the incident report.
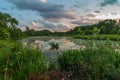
[49,42,59,50]
[0,41,48,80]
[57,47,120,80]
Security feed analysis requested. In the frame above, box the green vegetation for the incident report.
[67,19,120,35]
[1,40,120,80]
[0,12,24,40]
[1,12,120,80]
[0,41,48,80]
[74,34,120,41]
[49,42,59,50]
[24,19,120,37]
[23,19,120,41]
[57,45,120,80]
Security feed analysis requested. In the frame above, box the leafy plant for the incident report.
[49,42,59,50]
[57,45,120,80]
[0,41,48,80]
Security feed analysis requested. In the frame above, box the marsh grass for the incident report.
[57,43,120,80]
[0,41,48,80]
[1,39,120,80]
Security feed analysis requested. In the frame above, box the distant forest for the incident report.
[1,11,120,40]
[24,19,120,36]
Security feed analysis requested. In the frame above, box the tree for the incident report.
[0,12,18,28]
[0,12,23,40]
[93,27,100,35]
[77,28,82,35]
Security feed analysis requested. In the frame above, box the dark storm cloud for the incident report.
[40,11,76,19]
[7,0,75,19]
[100,0,118,6]
[7,0,63,12]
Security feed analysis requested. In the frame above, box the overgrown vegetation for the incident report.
[0,41,48,80]
[57,45,120,80]
[1,12,120,80]
[0,12,24,40]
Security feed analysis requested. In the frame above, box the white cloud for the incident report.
[94,13,120,19]
[39,0,46,3]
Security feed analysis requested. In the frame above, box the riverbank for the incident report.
[74,34,120,41]
[0,38,120,80]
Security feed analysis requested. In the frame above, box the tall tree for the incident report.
[0,12,23,40]
[0,12,18,28]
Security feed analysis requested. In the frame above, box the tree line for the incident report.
[24,19,120,36]
[1,11,120,39]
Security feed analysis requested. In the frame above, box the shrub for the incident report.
[49,42,59,50]
[0,41,48,80]
[57,47,120,80]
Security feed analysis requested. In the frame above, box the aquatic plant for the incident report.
[49,42,59,50]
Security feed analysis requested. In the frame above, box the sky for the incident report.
[0,0,120,32]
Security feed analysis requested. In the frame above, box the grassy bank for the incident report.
[0,41,48,80]
[74,34,120,41]
[57,46,120,80]
[0,40,120,80]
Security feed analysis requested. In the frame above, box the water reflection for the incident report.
[23,38,84,50]
[22,38,85,59]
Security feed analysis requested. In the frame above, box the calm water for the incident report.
[21,36,85,59]
[21,36,120,59]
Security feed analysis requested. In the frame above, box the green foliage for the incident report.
[0,12,18,28]
[24,19,120,36]
[0,41,48,80]
[57,45,120,80]
[0,27,10,40]
[74,34,120,41]
[93,27,100,35]
[49,42,59,50]
[0,12,24,40]
[24,28,53,36]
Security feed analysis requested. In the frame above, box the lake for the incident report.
[21,36,86,59]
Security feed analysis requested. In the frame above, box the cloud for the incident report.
[95,11,100,13]
[0,7,7,11]
[86,14,96,18]
[100,0,118,6]
[29,20,71,32]
[71,19,100,25]
[110,12,117,15]
[39,0,46,3]
[94,13,120,19]
[7,0,76,20]
[7,0,63,12]
[40,10,76,19]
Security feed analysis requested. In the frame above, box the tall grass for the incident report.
[57,45,120,80]
[0,41,48,80]
[1,39,120,80]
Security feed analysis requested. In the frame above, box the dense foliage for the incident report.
[1,12,120,80]
[0,41,48,80]
[57,45,120,80]
[0,12,24,40]
[67,19,120,35]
